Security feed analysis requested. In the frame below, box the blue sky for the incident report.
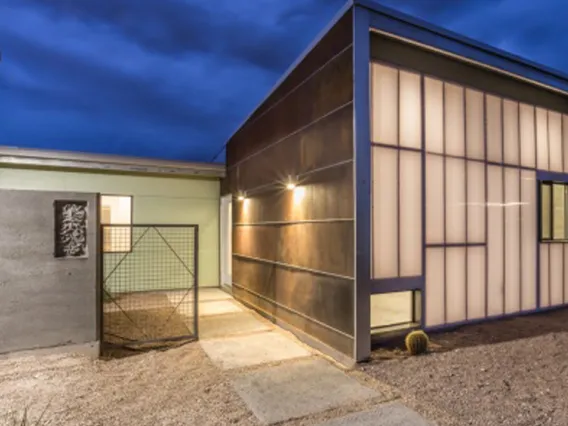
[1,0,567,163]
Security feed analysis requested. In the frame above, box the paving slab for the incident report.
[199,300,243,317]
[200,331,311,370]
[198,288,233,302]
[316,402,433,426]
[232,358,379,424]
[199,311,271,339]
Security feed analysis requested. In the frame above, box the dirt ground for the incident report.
[363,308,568,426]
[0,343,256,426]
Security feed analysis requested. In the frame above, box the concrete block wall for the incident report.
[0,189,98,355]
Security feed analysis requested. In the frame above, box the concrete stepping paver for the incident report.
[316,402,434,426]
[199,311,271,339]
[200,331,311,370]
[198,300,243,316]
[231,358,380,425]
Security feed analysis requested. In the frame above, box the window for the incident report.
[540,182,568,241]
[101,195,132,252]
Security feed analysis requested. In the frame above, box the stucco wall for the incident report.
[0,189,98,354]
[0,167,220,287]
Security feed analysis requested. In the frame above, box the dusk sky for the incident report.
[1,0,567,163]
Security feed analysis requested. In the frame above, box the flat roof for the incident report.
[0,146,225,178]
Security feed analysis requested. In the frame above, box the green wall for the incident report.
[0,166,220,287]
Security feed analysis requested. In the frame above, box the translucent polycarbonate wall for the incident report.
[370,60,568,329]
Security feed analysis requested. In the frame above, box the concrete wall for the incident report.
[0,167,220,287]
[0,189,98,354]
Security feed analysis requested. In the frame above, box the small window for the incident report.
[540,182,568,241]
[101,195,132,253]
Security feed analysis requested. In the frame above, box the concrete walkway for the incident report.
[197,288,434,425]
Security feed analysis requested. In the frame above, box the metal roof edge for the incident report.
[216,0,354,160]
[0,146,226,178]
[355,0,568,92]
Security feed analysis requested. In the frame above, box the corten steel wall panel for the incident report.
[0,189,98,354]
[224,13,354,357]
[227,48,353,166]
[370,34,568,115]
[248,10,353,122]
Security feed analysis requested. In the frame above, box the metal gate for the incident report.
[100,224,198,351]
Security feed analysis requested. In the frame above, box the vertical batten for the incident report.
[520,170,537,311]
[444,83,465,157]
[503,100,519,165]
[550,244,564,306]
[536,107,549,170]
[426,154,444,244]
[487,165,504,315]
[520,104,536,168]
[371,64,398,145]
[399,71,422,149]
[467,246,486,319]
[399,151,422,276]
[540,244,550,308]
[446,247,466,323]
[563,115,568,173]
[467,161,485,243]
[466,89,485,160]
[426,248,445,326]
[425,77,444,154]
[504,168,520,313]
[486,95,503,163]
[372,147,398,278]
[445,157,466,243]
[549,111,563,172]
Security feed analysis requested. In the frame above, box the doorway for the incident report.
[220,195,233,290]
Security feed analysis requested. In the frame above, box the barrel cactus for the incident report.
[405,330,429,355]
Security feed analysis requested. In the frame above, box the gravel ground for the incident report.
[0,343,256,426]
[363,315,568,426]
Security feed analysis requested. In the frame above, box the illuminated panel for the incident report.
[426,248,445,326]
[425,77,444,154]
[465,88,485,160]
[565,245,568,304]
[520,170,537,311]
[400,151,422,276]
[504,168,520,314]
[372,147,398,278]
[503,99,519,165]
[444,83,465,157]
[426,154,444,244]
[399,71,422,149]
[536,107,549,170]
[371,293,412,328]
[487,165,504,316]
[371,64,398,145]
[520,104,536,168]
[445,157,466,243]
[467,161,485,243]
[564,115,568,173]
[467,246,486,320]
[540,244,550,308]
[486,95,503,163]
[553,184,565,240]
[446,247,466,323]
[549,111,563,172]
[541,184,551,240]
[550,244,563,306]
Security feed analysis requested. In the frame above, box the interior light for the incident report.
[237,192,246,201]
[286,182,296,191]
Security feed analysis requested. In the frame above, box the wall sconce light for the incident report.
[286,175,298,191]
[237,192,246,201]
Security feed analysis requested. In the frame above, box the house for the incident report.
[221,0,568,363]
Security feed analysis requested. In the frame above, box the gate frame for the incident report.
[98,223,199,351]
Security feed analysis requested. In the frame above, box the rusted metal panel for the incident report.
[227,47,353,166]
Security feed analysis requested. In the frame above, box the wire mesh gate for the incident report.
[100,224,198,351]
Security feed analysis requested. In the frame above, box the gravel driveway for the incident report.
[363,312,568,426]
[0,343,256,426]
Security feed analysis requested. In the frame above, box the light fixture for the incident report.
[237,192,246,201]
[286,175,298,191]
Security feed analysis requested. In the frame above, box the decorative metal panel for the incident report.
[54,200,88,258]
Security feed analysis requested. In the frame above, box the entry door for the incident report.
[220,195,233,288]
